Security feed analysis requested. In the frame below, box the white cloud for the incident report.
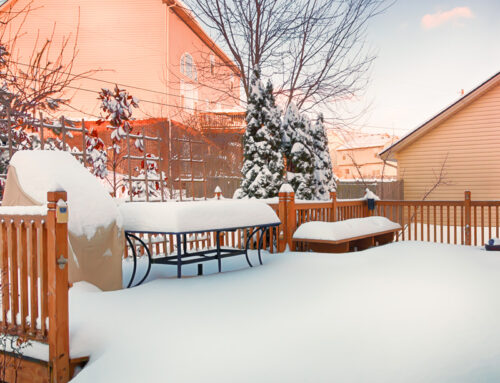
[421,7,474,29]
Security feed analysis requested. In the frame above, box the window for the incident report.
[0,0,10,6]
[180,80,198,113]
[180,53,197,81]
[345,169,350,175]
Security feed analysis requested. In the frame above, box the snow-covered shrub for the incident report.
[97,85,139,196]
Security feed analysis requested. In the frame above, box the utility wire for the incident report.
[7,59,247,108]
[3,70,245,116]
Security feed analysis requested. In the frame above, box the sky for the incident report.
[347,0,500,137]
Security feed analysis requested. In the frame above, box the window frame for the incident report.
[180,53,197,82]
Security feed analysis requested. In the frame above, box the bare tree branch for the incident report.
[184,0,392,112]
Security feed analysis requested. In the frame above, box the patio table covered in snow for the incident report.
[119,200,281,286]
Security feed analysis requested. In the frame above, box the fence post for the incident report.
[47,191,70,383]
[330,191,337,222]
[278,191,287,252]
[214,186,222,200]
[278,188,295,252]
[286,191,296,251]
[464,190,471,246]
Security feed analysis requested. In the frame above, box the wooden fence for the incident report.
[0,192,73,383]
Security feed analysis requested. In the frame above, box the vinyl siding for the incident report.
[3,0,239,119]
[396,82,500,201]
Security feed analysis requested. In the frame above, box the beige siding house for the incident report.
[334,133,398,180]
[380,72,500,200]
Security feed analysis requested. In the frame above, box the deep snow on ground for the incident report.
[69,242,500,382]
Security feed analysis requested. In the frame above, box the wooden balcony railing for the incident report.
[0,192,70,383]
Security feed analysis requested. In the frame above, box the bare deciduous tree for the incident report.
[183,0,391,110]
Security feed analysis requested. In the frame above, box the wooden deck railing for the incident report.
[274,189,500,249]
[128,189,498,263]
[0,191,70,383]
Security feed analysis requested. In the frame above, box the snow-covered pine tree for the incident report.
[263,79,284,195]
[281,103,315,199]
[240,68,284,198]
[311,113,336,200]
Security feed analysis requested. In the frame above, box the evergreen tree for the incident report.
[281,103,315,199]
[311,113,336,199]
[240,68,284,198]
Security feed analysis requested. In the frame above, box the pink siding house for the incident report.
[0,0,242,124]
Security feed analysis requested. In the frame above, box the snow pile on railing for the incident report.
[0,205,48,216]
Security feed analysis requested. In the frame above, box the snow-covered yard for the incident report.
[68,242,500,382]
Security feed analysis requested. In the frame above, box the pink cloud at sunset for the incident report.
[421,6,474,29]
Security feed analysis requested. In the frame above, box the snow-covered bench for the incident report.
[292,216,402,253]
[119,200,281,285]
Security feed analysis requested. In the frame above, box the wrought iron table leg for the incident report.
[244,228,262,267]
[177,233,182,278]
[257,227,266,265]
[125,233,138,288]
[125,233,153,288]
[216,231,222,272]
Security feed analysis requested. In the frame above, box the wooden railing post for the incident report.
[47,191,70,383]
[330,191,337,222]
[278,186,295,252]
[286,191,296,251]
[464,191,471,246]
[278,191,287,252]
[214,186,222,200]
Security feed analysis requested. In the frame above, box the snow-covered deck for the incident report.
[67,242,500,382]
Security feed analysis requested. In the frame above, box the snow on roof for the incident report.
[336,133,397,151]
[210,104,246,112]
[10,150,121,238]
[293,216,401,242]
[119,200,280,233]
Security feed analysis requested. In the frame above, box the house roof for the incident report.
[163,0,240,76]
[336,133,396,151]
[379,71,500,160]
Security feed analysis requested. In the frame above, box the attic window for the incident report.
[181,53,197,81]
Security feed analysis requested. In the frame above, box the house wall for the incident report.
[1,0,240,120]
[336,146,397,180]
[167,8,240,123]
[396,82,500,200]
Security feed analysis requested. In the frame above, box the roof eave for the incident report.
[163,0,240,76]
[379,71,500,160]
